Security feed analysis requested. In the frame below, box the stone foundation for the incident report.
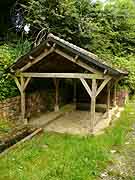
[0,91,55,121]
[0,89,129,122]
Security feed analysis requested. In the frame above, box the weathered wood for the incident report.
[20,47,55,72]
[53,78,59,112]
[73,79,77,104]
[91,97,96,131]
[20,76,26,122]
[14,76,31,91]
[21,72,105,79]
[14,77,21,92]
[55,48,102,74]
[96,77,112,97]
[23,77,31,91]
[13,76,31,124]
[0,128,42,158]
[91,79,97,132]
[107,83,111,117]
[113,83,117,107]
[14,76,26,122]
[80,78,92,97]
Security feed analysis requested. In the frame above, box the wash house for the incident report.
[8,34,127,133]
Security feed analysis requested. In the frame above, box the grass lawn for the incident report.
[0,102,135,180]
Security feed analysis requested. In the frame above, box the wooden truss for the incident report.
[13,46,119,132]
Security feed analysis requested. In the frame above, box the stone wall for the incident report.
[0,90,55,121]
[0,96,21,121]
[0,88,129,122]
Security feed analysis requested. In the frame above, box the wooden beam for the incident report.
[73,79,77,104]
[107,83,111,117]
[14,77,21,92]
[14,76,31,124]
[113,83,117,107]
[80,78,92,98]
[53,78,59,112]
[20,76,26,122]
[55,48,102,74]
[14,76,31,91]
[96,77,112,97]
[23,77,31,91]
[80,78,97,132]
[14,76,27,123]
[91,79,97,132]
[20,46,55,72]
[21,72,105,79]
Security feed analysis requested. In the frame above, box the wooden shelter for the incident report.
[8,34,127,132]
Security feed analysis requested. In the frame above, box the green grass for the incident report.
[0,102,135,180]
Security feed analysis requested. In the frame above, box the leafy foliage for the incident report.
[0,0,135,100]
[23,0,135,91]
[0,40,31,100]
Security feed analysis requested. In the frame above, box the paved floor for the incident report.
[29,104,104,135]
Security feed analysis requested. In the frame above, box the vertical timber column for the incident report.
[54,78,59,112]
[113,83,117,107]
[91,79,97,132]
[73,79,77,104]
[107,83,111,118]
[20,76,26,123]
[14,75,31,124]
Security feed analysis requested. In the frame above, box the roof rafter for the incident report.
[55,48,102,75]
[19,45,55,72]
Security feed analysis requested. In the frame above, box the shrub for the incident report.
[0,40,31,100]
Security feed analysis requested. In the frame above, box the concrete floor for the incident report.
[29,104,105,135]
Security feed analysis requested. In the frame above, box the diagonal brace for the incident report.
[96,77,112,97]
[80,78,92,97]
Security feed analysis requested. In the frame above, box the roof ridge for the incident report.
[47,33,128,75]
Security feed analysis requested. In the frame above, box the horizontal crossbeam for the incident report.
[20,73,107,79]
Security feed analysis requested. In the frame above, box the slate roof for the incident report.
[8,33,128,77]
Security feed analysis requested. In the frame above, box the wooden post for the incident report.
[73,79,77,104]
[20,76,27,124]
[91,79,97,132]
[54,78,59,112]
[113,83,117,107]
[14,76,31,124]
[107,83,111,118]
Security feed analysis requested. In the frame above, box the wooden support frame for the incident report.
[113,83,117,107]
[80,78,97,132]
[53,78,59,112]
[80,76,112,132]
[14,76,31,123]
[107,82,111,117]
[20,76,25,122]
[20,46,55,72]
[21,72,106,79]
[96,77,112,97]
[55,48,102,75]
[80,78,92,97]
[73,79,77,104]
[91,79,97,131]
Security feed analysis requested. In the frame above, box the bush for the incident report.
[0,40,31,100]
